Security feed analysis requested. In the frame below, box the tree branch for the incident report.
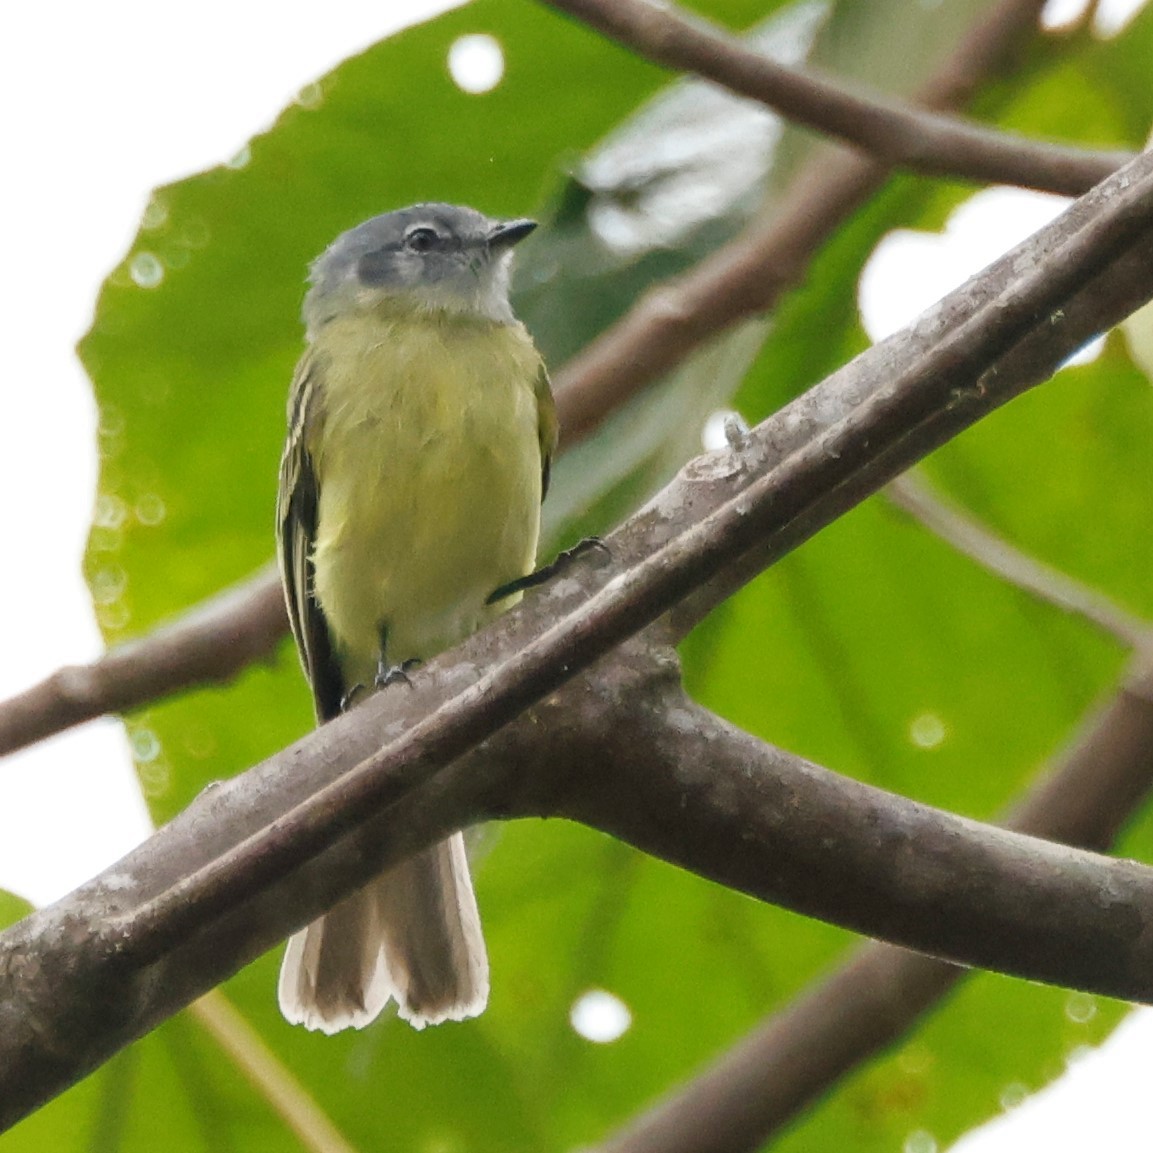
[541,0,1129,195]
[595,654,1153,1153]
[552,0,1063,445]
[3,147,1153,1128]
[103,145,1153,971]
[0,0,1070,758]
[0,567,285,757]
[667,146,1153,637]
[551,682,1153,999]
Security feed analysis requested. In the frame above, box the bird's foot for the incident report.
[486,537,610,605]
[337,658,421,711]
[374,657,421,690]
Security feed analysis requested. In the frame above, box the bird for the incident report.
[275,202,556,1033]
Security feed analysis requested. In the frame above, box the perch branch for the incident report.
[0,0,1071,754]
[2,146,1153,1128]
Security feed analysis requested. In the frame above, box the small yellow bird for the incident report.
[276,203,556,1032]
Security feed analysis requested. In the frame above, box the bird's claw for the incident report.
[374,657,421,690]
[486,536,611,605]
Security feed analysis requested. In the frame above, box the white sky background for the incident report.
[0,0,461,901]
[0,0,1149,1149]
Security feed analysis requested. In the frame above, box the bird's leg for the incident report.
[337,625,419,710]
[486,537,610,605]
[373,623,420,689]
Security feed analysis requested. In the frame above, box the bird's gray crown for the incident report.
[304,203,536,334]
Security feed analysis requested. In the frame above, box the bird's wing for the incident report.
[277,350,346,722]
[535,364,559,502]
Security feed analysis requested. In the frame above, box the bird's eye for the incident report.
[404,227,439,253]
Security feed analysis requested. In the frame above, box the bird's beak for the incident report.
[487,218,538,251]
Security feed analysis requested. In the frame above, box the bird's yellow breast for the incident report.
[308,307,545,685]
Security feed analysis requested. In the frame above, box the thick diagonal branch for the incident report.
[3,148,1153,1128]
[105,147,1153,970]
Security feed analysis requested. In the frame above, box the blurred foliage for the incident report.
[0,891,32,932]
[9,0,1153,1151]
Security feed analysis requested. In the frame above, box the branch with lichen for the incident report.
[3,144,1153,1131]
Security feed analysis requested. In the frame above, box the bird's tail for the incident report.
[278,832,489,1033]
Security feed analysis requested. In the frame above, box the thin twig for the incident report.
[190,992,360,1153]
[0,568,286,758]
[888,472,1152,649]
[541,0,1128,194]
